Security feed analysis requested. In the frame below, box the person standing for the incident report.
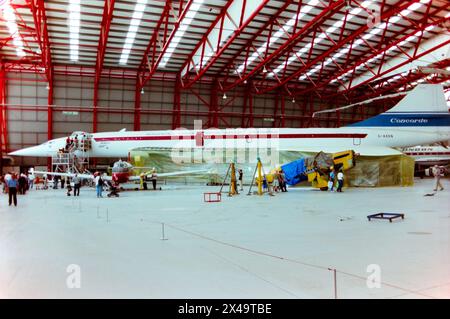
[328,167,336,192]
[336,170,344,193]
[94,173,103,198]
[238,169,244,191]
[4,172,12,194]
[73,174,81,197]
[432,165,444,191]
[140,173,145,190]
[18,173,27,195]
[53,175,59,189]
[266,174,275,196]
[43,173,48,189]
[7,174,18,206]
[150,169,158,190]
[66,177,72,196]
[29,173,35,190]
[279,169,287,192]
[65,136,71,151]
[273,172,280,192]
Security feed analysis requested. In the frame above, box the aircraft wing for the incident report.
[282,146,403,156]
[33,171,94,180]
[127,169,211,181]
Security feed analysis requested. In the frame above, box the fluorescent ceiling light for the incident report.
[325,1,429,84]
[68,0,81,61]
[159,0,204,68]
[2,3,26,57]
[236,0,319,75]
[294,1,372,80]
[119,0,148,65]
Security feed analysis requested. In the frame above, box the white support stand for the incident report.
[328,268,338,299]
[160,223,168,241]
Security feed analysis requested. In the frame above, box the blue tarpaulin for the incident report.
[281,158,308,186]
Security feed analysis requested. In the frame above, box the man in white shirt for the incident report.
[336,170,344,193]
[432,165,444,192]
[28,173,35,189]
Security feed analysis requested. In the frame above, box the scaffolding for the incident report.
[52,132,92,174]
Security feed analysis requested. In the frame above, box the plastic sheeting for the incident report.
[129,149,415,187]
[345,154,414,187]
[281,159,307,186]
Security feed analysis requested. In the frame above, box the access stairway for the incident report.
[51,131,93,174]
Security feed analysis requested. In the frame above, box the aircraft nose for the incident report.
[9,145,46,157]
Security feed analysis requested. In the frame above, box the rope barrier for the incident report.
[139,218,437,299]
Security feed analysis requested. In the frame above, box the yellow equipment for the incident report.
[229,163,238,196]
[257,159,263,195]
[249,158,267,196]
[332,150,356,171]
[305,150,356,190]
[219,162,239,196]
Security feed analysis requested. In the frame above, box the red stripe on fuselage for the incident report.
[405,152,450,156]
[94,133,367,142]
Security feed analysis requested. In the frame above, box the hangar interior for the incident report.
[1,0,448,167]
[0,0,449,299]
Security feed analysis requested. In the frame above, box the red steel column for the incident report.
[210,79,219,128]
[172,74,181,129]
[0,63,8,169]
[93,87,99,133]
[248,89,254,128]
[242,81,254,128]
[47,72,53,169]
[94,0,116,133]
[272,89,279,128]
[134,78,141,131]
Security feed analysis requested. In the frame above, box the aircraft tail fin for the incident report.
[349,84,450,127]
[386,84,448,113]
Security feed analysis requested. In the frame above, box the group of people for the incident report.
[0,171,36,207]
[327,167,345,192]
[139,169,158,191]
[259,169,288,195]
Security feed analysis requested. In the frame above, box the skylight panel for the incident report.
[285,1,373,80]
[159,0,204,68]
[236,0,320,75]
[68,0,81,61]
[1,2,25,57]
[320,0,431,84]
[119,0,147,65]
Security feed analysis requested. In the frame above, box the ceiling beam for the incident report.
[179,0,270,89]
[137,0,196,90]
[250,0,419,95]
[94,0,116,88]
[221,0,346,92]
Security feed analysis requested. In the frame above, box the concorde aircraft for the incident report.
[9,84,450,159]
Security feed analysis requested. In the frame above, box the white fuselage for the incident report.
[9,127,450,159]
[81,126,450,158]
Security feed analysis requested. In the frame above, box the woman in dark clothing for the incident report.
[18,174,27,195]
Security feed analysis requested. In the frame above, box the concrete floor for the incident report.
[0,178,449,299]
